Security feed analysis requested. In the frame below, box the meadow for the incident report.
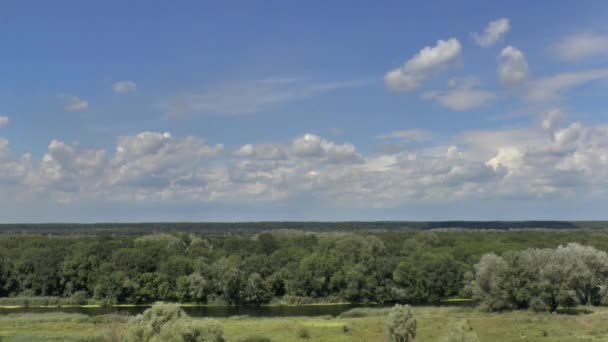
[2,306,608,341]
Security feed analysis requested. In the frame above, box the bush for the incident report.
[123,303,224,342]
[70,291,89,305]
[158,319,224,342]
[296,327,310,339]
[339,307,390,318]
[445,321,479,342]
[237,337,272,342]
[386,304,416,342]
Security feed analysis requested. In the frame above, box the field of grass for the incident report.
[2,306,608,341]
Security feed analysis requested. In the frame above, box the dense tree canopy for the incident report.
[2,229,608,307]
[467,243,608,312]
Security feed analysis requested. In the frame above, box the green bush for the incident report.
[386,304,416,342]
[296,327,310,339]
[237,337,272,342]
[339,307,389,318]
[123,303,224,342]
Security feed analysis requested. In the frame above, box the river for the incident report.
[0,301,473,318]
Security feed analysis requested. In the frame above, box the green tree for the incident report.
[241,273,272,304]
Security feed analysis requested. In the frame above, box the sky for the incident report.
[1,1,608,222]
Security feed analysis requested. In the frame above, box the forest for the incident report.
[3,228,608,312]
[0,221,605,235]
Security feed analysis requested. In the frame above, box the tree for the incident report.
[469,244,608,312]
[393,255,465,304]
[256,233,278,255]
[386,304,416,342]
[241,273,272,304]
[189,274,212,303]
[467,253,511,311]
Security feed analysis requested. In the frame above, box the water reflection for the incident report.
[0,301,472,317]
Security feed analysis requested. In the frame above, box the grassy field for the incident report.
[2,306,608,341]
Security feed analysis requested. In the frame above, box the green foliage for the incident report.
[339,307,391,318]
[237,336,272,342]
[386,304,416,342]
[295,327,310,339]
[469,243,608,312]
[445,321,479,342]
[123,303,224,342]
[4,229,608,307]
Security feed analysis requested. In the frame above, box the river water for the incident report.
[0,301,472,318]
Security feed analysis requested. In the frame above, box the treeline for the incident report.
[3,229,608,306]
[467,243,608,312]
[1,221,605,235]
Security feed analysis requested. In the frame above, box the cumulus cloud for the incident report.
[497,46,529,86]
[112,80,137,93]
[424,78,496,111]
[472,18,510,47]
[161,78,366,117]
[292,134,362,164]
[527,69,608,102]
[110,132,224,187]
[486,147,524,171]
[385,38,462,91]
[233,143,286,160]
[553,32,608,61]
[1,120,608,209]
[0,116,8,128]
[63,96,89,112]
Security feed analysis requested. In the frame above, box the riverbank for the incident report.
[1,306,607,341]
[0,298,472,310]
[0,299,473,319]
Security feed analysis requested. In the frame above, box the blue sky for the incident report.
[1,1,608,222]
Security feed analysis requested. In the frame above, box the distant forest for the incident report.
[3,228,608,310]
[0,221,607,235]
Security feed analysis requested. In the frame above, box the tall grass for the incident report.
[0,293,92,307]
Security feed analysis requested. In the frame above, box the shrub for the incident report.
[237,337,272,342]
[445,321,479,342]
[296,327,310,339]
[70,291,89,305]
[123,303,224,342]
[339,307,390,318]
[386,304,416,342]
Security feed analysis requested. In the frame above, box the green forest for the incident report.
[3,227,608,310]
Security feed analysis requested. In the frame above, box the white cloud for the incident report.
[497,46,529,86]
[527,69,608,102]
[553,32,608,61]
[541,109,566,131]
[292,133,362,164]
[63,96,89,112]
[112,80,137,93]
[110,132,223,187]
[2,120,608,208]
[424,78,496,111]
[472,18,510,47]
[161,78,366,117]
[385,38,462,91]
[377,128,433,141]
[0,116,8,128]
[486,147,524,171]
[233,143,286,160]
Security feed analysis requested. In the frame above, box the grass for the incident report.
[3,306,608,341]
